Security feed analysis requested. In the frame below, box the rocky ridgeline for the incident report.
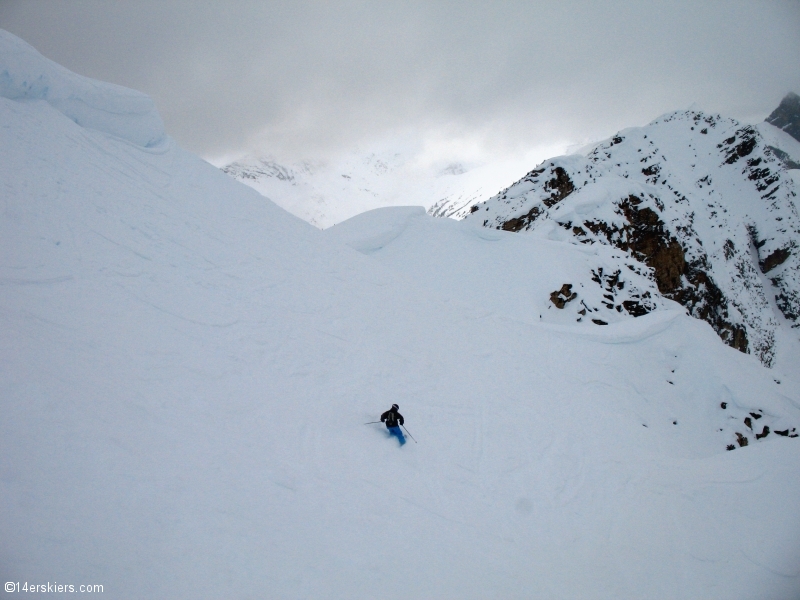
[222,158,299,183]
[442,109,800,367]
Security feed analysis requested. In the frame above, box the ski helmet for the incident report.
[392,404,399,411]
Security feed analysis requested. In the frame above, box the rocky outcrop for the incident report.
[765,92,800,143]
[550,284,577,308]
[499,164,575,231]
[579,195,749,353]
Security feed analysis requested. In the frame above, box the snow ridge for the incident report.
[0,29,165,147]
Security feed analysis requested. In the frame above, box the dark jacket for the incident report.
[381,408,404,428]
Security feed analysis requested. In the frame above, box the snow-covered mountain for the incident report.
[434,108,800,371]
[766,91,800,144]
[3,29,800,599]
[221,147,538,228]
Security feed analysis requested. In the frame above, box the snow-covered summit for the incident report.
[0,29,164,147]
[442,110,800,368]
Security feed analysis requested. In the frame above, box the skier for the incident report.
[381,404,405,446]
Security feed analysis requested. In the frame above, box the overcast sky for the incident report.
[2,1,799,165]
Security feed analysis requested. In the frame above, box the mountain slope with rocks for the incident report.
[440,109,800,369]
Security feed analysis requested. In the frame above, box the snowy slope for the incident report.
[444,111,800,370]
[221,148,537,228]
[3,29,800,600]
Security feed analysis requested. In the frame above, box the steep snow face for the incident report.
[758,119,800,173]
[221,149,535,228]
[0,30,164,148]
[452,111,800,368]
[3,30,800,599]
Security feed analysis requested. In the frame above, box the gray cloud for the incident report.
[2,0,799,161]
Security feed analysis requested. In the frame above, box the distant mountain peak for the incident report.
[765,92,800,143]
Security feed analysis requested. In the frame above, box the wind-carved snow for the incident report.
[2,29,800,599]
[0,30,164,148]
[440,110,800,369]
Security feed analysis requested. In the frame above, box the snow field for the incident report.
[2,29,800,599]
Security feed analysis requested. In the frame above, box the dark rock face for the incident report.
[765,92,800,143]
[718,126,758,165]
[617,197,685,294]
[759,247,791,274]
[501,206,541,232]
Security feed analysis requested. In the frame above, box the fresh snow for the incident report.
[2,29,800,599]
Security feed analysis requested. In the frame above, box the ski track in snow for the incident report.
[1,29,800,599]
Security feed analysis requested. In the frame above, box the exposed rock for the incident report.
[759,246,791,274]
[755,426,770,440]
[502,206,541,232]
[718,127,758,164]
[542,167,575,207]
[618,197,685,294]
[735,432,749,447]
[622,300,650,317]
[550,284,578,309]
[744,416,752,429]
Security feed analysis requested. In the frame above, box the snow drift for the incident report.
[2,29,800,599]
[0,29,164,147]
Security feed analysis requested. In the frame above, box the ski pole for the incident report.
[401,425,417,443]
[364,421,381,424]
